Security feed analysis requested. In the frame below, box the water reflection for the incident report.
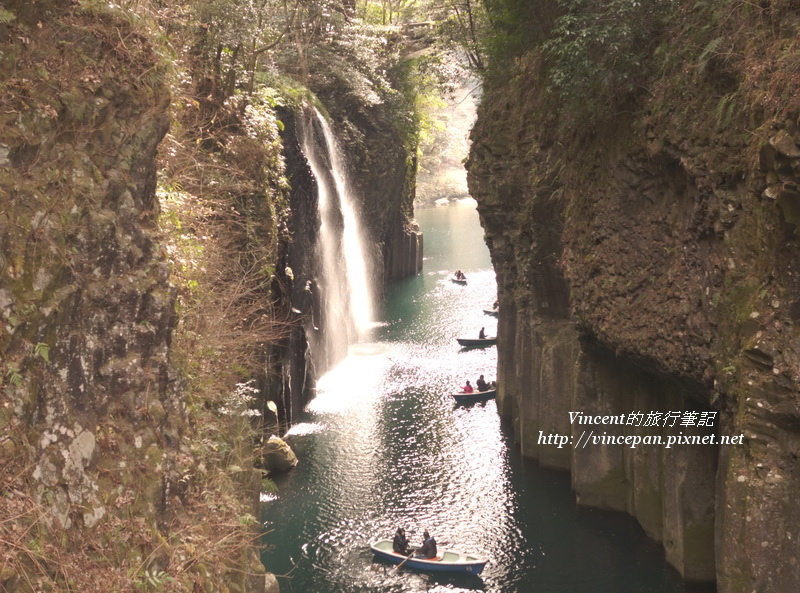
[261,202,710,593]
[370,557,487,591]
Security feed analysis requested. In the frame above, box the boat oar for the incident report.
[394,552,415,571]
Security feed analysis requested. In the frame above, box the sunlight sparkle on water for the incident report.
[284,422,326,437]
[261,202,700,593]
[307,343,394,415]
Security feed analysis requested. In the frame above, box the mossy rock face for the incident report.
[1,0,177,571]
[467,7,800,589]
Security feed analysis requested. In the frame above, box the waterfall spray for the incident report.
[299,107,375,371]
[312,110,375,336]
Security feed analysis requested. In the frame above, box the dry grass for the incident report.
[2,7,291,592]
[0,442,268,593]
[158,92,294,398]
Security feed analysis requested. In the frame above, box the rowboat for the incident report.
[456,337,496,347]
[451,276,467,284]
[482,308,499,317]
[452,388,497,404]
[370,539,488,574]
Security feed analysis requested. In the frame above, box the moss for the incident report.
[144,443,163,467]
[719,277,760,326]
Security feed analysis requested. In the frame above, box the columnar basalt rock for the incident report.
[0,1,175,530]
[274,101,421,421]
[1,4,277,591]
[467,45,800,591]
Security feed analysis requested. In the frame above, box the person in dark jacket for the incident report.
[393,527,410,555]
[416,531,437,559]
[476,375,488,392]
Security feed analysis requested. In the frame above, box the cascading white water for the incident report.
[313,110,375,338]
[299,107,375,370]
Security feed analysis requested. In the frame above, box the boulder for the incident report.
[262,436,298,473]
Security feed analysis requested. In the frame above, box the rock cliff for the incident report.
[467,4,800,591]
[0,0,174,533]
[1,2,421,591]
[0,3,276,591]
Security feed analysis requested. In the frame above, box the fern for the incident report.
[6,367,23,386]
[0,9,15,24]
[34,342,50,363]
[715,92,737,128]
[697,37,724,74]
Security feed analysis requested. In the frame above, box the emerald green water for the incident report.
[261,200,715,593]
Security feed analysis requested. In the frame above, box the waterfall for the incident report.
[300,107,375,372]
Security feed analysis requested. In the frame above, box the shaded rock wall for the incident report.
[0,0,175,531]
[384,212,423,283]
[270,108,320,426]
[270,101,421,427]
[467,23,800,592]
[0,5,276,591]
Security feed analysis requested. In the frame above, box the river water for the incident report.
[261,200,713,593]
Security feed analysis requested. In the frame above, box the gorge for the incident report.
[1,1,799,592]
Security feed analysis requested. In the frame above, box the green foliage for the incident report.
[185,0,302,99]
[189,0,281,51]
[254,71,319,110]
[156,184,209,283]
[413,0,489,75]
[357,0,419,24]
[135,569,174,592]
[399,51,474,199]
[261,474,277,493]
[5,366,23,386]
[0,8,16,23]
[236,513,258,527]
[542,0,677,121]
[277,20,403,107]
[697,37,725,74]
[238,89,286,144]
[428,0,559,83]
[34,342,50,363]
[482,0,550,72]
[715,92,738,128]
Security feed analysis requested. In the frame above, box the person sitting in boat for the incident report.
[393,527,411,556]
[415,531,437,559]
[478,327,486,339]
[476,375,488,392]
[455,270,465,280]
[461,380,474,393]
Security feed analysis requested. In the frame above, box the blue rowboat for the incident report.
[452,388,496,404]
[456,337,496,348]
[451,276,467,284]
[482,308,499,317]
[370,539,488,574]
